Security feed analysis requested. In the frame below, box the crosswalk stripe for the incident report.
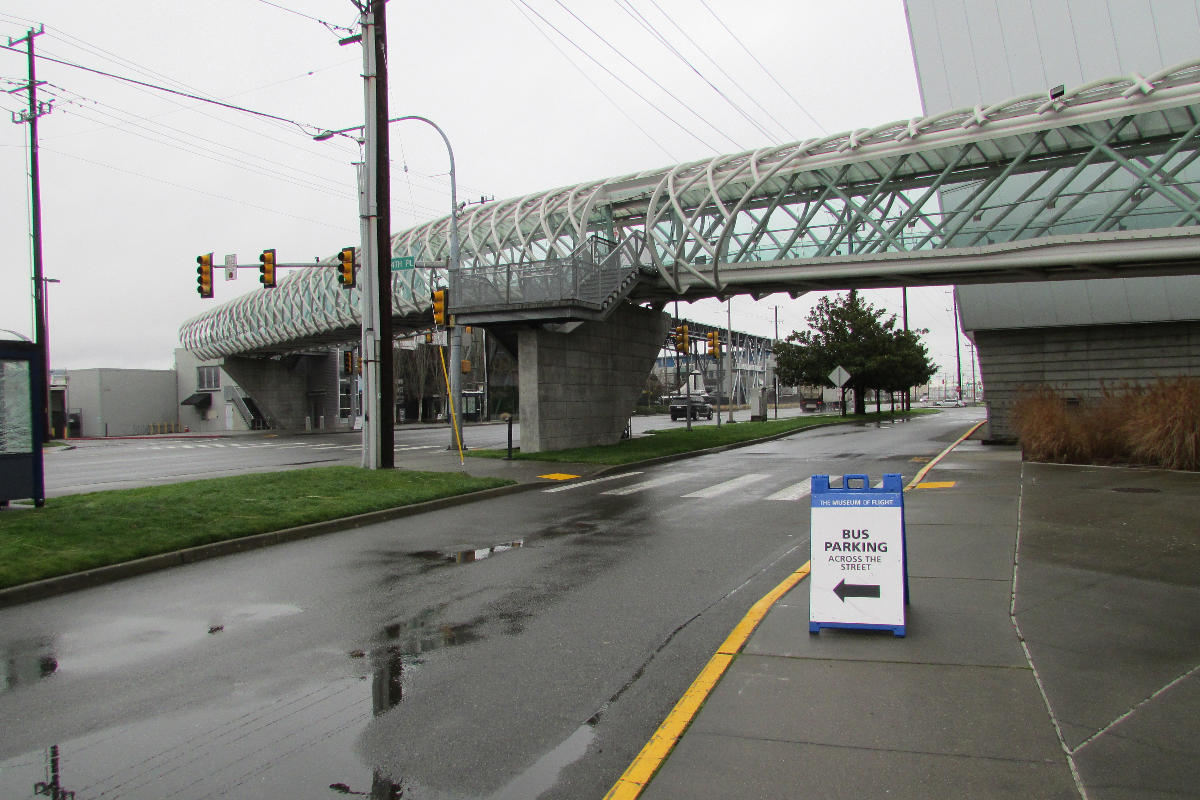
[765,478,812,502]
[602,472,698,496]
[681,473,769,499]
[543,472,645,493]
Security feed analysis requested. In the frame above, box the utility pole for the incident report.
[353,0,394,469]
[725,299,734,423]
[773,306,779,419]
[9,26,52,443]
[372,0,394,468]
[902,287,910,411]
[952,290,962,401]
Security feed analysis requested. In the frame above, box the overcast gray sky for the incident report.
[0,0,975,390]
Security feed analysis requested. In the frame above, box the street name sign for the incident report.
[809,473,908,637]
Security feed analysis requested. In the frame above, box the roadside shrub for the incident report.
[1012,378,1200,470]
[1011,385,1089,463]
[1123,377,1200,471]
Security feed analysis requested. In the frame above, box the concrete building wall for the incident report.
[174,348,251,434]
[66,369,178,437]
[973,321,1200,441]
[519,303,670,453]
[221,352,342,432]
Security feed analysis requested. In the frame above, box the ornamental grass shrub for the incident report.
[1124,377,1200,471]
[1012,378,1200,471]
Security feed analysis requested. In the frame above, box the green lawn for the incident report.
[0,466,512,590]
[471,410,931,465]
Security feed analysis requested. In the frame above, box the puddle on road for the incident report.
[0,676,374,800]
[409,539,525,569]
[1,637,58,693]
[487,722,596,800]
[0,604,303,693]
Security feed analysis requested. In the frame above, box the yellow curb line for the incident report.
[904,419,986,491]
[604,419,986,800]
[602,561,811,800]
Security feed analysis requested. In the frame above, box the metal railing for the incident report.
[451,233,648,316]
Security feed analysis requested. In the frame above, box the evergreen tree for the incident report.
[773,291,936,414]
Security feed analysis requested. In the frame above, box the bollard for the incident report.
[501,412,513,459]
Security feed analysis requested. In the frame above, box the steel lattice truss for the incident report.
[182,59,1200,359]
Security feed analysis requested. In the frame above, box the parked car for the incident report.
[934,398,964,407]
[669,395,714,420]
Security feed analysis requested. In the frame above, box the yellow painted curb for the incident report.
[603,562,811,800]
[905,419,986,490]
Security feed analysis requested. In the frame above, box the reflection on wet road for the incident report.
[0,410,982,799]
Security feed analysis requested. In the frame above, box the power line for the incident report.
[612,0,779,145]
[0,42,327,135]
[252,0,357,35]
[642,0,797,142]
[506,0,678,161]
[34,26,361,163]
[39,83,353,193]
[548,0,741,152]
[511,0,725,155]
[698,0,827,136]
[42,146,359,234]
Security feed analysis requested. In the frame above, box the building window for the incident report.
[197,366,220,391]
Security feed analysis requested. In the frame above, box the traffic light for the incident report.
[337,246,356,288]
[258,248,277,288]
[196,253,214,298]
[432,288,448,326]
[706,331,721,356]
[343,350,353,374]
[673,324,689,352]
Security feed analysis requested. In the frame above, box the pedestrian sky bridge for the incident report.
[181,59,1200,361]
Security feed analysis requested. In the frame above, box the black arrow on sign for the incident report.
[834,579,880,602]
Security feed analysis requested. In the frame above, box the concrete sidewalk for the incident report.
[638,440,1200,799]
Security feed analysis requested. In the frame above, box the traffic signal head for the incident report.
[196,252,214,298]
[337,246,356,288]
[674,324,689,352]
[432,288,448,326]
[258,248,277,288]
[706,331,721,355]
[343,350,353,374]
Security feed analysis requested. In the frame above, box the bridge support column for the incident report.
[518,303,669,453]
[222,353,339,432]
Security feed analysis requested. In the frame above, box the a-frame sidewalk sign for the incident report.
[809,473,908,637]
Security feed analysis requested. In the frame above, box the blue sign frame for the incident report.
[809,473,908,637]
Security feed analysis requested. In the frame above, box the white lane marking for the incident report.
[542,472,645,493]
[681,473,769,499]
[765,478,812,502]
[601,472,696,496]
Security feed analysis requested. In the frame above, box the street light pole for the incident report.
[316,114,463,452]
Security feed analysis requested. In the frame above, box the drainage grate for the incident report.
[1111,487,1162,494]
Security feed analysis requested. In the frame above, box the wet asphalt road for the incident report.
[40,407,814,497]
[0,409,981,799]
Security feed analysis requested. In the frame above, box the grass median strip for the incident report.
[0,466,513,590]
[471,411,933,466]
